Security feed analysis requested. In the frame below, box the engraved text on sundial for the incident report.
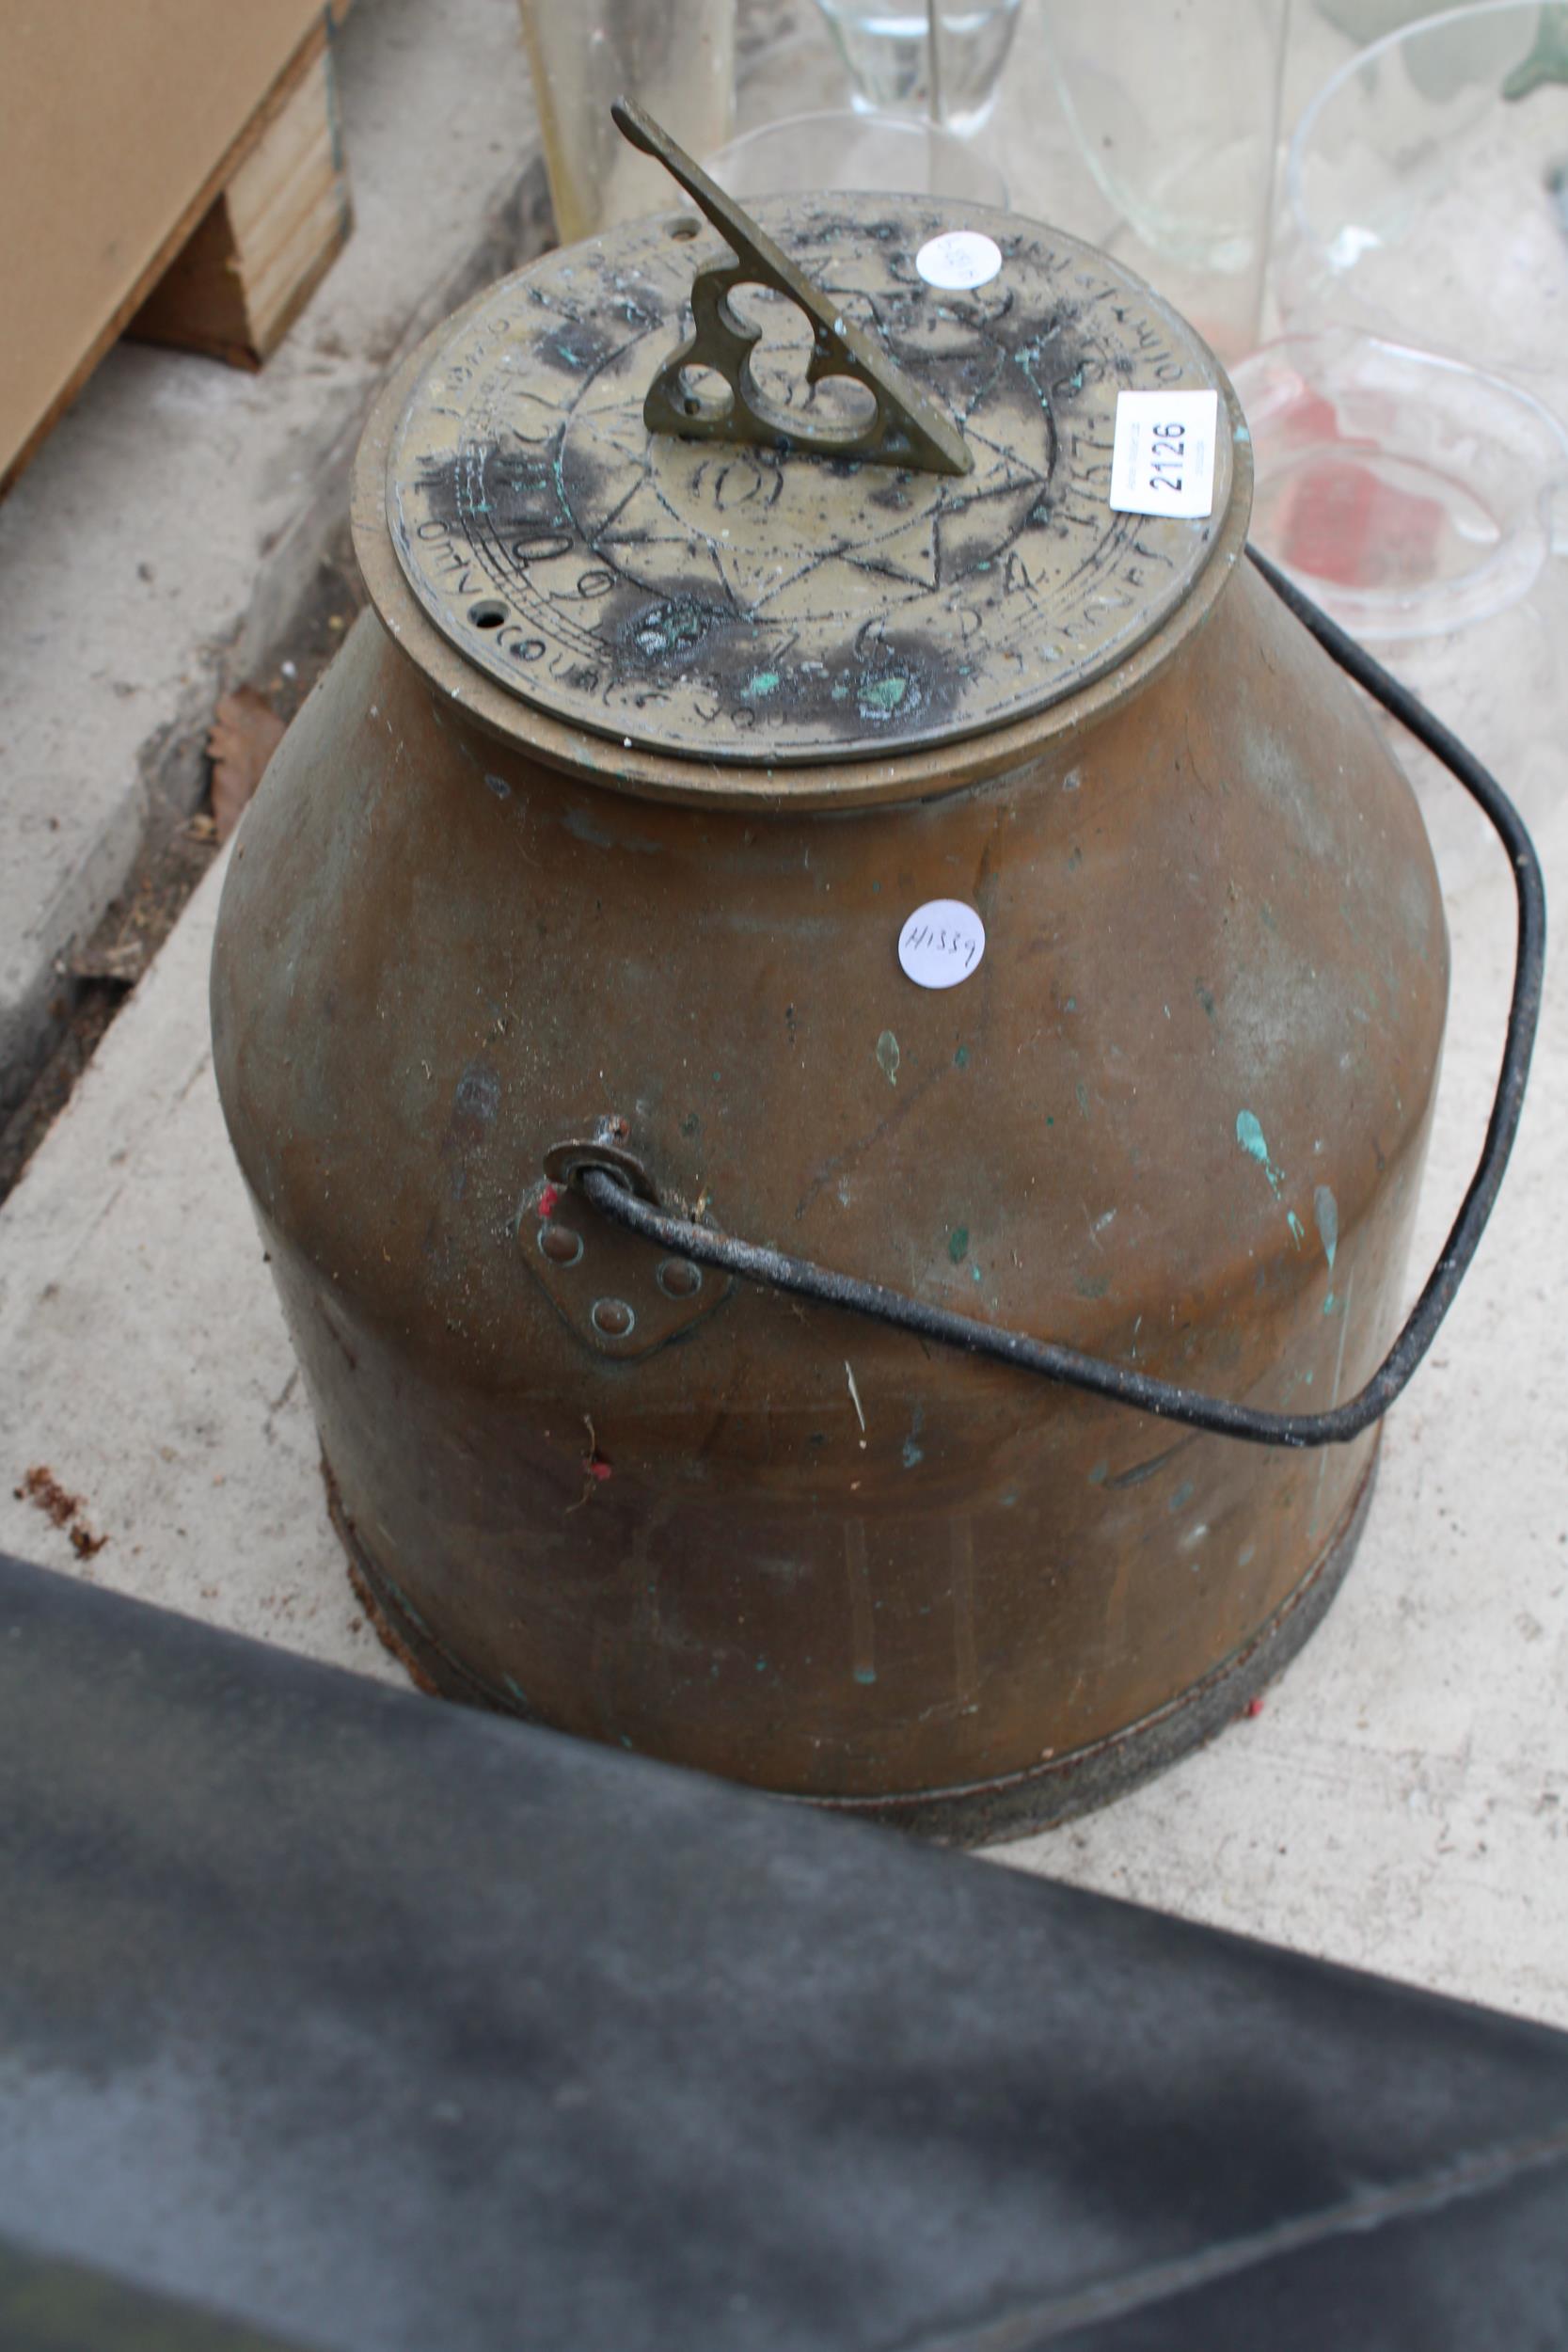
[388,199,1233,764]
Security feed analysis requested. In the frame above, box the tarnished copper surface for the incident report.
[325,1446,1380,1845]
[386,198,1234,764]
[211,559,1447,1832]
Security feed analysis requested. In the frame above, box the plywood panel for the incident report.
[0,0,329,485]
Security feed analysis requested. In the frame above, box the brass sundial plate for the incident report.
[387,198,1234,766]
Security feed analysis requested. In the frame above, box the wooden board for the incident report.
[0,2,345,493]
[130,25,353,371]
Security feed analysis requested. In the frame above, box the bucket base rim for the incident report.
[324,1441,1379,1848]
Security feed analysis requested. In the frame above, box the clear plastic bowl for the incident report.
[1283,0,1568,392]
[1232,329,1568,638]
[704,108,1008,209]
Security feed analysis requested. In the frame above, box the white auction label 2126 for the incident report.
[1109,389,1219,520]
[898,899,987,990]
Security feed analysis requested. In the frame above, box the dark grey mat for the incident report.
[1,1549,1564,2351]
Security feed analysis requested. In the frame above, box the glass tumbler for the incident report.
[1037,0,1290,362]
[812,0,1024,135]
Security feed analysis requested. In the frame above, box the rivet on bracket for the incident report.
[520,1166,729,1361]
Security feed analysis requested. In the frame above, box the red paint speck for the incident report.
[585,1454,612,1483]
[538,1183,560,1217]
[1245,1696,1265,1719]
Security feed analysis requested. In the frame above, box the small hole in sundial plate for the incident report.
[468,600,507,629]
[670,215,702,242]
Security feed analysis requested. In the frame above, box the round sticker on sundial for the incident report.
[915,230,1003,291]
[899,900,986,989]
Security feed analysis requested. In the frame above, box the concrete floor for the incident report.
[0,0,546,1118]
[1,0,1563,2031]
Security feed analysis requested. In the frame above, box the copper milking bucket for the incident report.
[210,109,1542,1839]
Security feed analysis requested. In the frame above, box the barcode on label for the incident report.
[1109,389,1219,521]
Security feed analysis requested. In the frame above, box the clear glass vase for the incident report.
[518,0,736,244]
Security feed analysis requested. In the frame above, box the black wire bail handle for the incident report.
[573,548,1547,1452]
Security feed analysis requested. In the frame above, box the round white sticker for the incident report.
[915,231,1003,292]
[898,899,987,990]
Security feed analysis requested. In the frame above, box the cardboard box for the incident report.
[1,1,337,490]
